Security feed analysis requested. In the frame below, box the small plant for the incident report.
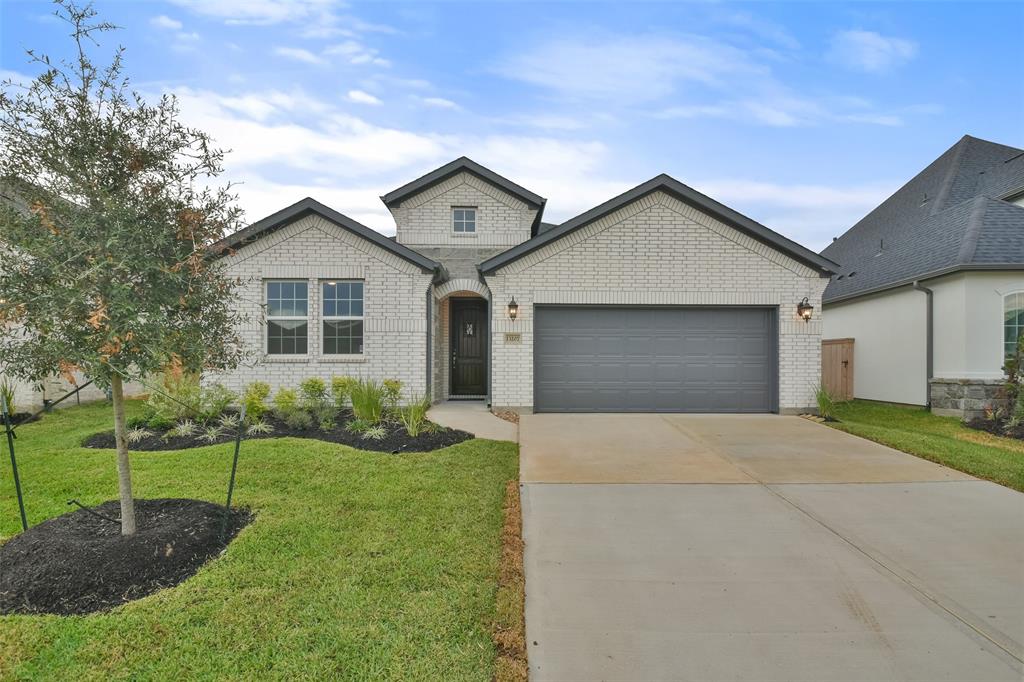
[200,383,236,422]
[246,420,274,436]
[814,384,837,421]
[218,412,241,431]
[125,427,153,444]
[350,379,385,423]
[164,419,198,440]
[300,377,328,404]
[361,425,388,440]
[383,379,403,410]
[345,417,373,434]
[199,425,225,444]
[0,377,16,415]
[242,381,271,422]
[331,376,358,409]
[283,409,313,430]
[396,396,431,437]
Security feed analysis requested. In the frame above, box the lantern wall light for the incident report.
[797,297,814,322]
[506,296,519,321]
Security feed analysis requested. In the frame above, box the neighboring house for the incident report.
[821,135,1024,418]
[213,157,836,413]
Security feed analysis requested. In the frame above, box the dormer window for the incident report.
[453,207,476,233]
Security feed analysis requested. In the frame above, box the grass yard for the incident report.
[0,401,519,681]
[830,400,1024,492]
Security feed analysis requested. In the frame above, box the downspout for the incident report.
[425,288,433,402]
[486,295,493,408]
[911,281,933,407]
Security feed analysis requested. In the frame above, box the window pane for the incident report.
[351,282,363,299]
[323,320,363,354]
[267,320,308,355]
[322,280,363,318]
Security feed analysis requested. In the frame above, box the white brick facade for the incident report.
[483,191,828,412]
[390,171,537,248]
[213,215,434,398]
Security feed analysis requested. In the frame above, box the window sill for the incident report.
[452,233,478,238]
[264,355,310,363]
[318,355,368,363]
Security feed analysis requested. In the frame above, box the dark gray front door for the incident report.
[534,306,776,413]
[451,299,487,396]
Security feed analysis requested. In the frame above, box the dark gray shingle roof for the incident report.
[822,135,1024,303]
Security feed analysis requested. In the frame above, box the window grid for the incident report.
[1005,292,1024,358]
[453,207,476,233]
[322,280,364,355]
[266,280,308,355]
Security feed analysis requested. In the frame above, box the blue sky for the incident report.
[3,0,1022,250]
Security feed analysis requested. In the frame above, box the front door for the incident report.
[450,299,487,397]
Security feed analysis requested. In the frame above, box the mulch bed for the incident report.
[0,498,251,615]
[965,417,1024,440]
[82,410,474,454]
[5,412,40,427]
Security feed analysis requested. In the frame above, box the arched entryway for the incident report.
[432,279,491,401]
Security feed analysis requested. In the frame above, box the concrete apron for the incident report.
[520,414,1023,681]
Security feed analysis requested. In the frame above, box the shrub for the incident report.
[142,372,236,427]
[299,377,335,430]
[350,379,385,423]
[331,376,358,409]
[273,388,298,415]
[200,384,236,422]
[382,379,403,410]
[246,419,274,436]
[218,412,241,432]
[814,384,836,420]
[165,419,198,439]
[125,427,152,444]
[300,377,328,404]
[396,396,431,437]
[345,417,373,434]
[199,425,224,444]
[242,382,271,422]
[283,409,313,431]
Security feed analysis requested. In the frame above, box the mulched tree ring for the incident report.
[966,417,1024,440]
[0,498,251,616]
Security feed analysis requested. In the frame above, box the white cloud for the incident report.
[169,0,341,26]
[494,33,763,101]
[418,96,460,110]
[829,30,917,73]
[150,15,183,30]
[273,47,326,66]
[347,90,382,105]
[324,40,390,67]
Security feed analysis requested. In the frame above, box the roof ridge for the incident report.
[929,136,970,216]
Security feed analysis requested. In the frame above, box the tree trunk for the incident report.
[111,373,137,535]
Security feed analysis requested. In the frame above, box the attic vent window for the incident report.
[453,207,476,233]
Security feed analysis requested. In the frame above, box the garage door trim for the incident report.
[532,304,779,413]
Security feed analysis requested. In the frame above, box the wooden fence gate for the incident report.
[822,338,854,401]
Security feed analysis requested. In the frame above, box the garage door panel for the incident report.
[534,306,776,412]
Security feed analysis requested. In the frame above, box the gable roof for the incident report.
[479,174,838,275]
[214,197,439,272]
[821,135,1024,304]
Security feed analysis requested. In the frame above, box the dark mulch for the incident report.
[966,417,1024,440]
[0,498,251,616]
[6,412,40,426]
[82,410,474,454]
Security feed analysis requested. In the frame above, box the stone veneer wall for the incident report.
[212,214,434,397]
[484,190,828,412]
[930,378,1003,419]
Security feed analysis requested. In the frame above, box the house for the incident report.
[213,157,836,413]
[821,135,1024,418]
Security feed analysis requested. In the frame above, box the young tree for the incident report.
[0,1,245,535]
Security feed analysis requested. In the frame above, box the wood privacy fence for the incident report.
[822,338,854,401]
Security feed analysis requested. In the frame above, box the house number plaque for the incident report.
[504,332,522,344]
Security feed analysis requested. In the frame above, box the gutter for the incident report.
[911,281,933,407]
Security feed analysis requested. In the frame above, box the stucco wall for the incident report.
[212,214,434,398]
[822,287,928,405]
[390,171,537,249]
[484,190,827,412]
[823,270,1024,406]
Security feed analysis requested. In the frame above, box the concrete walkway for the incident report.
[426,401,517,442]
[521,414,1024,681]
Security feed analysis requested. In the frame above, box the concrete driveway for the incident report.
[521,414,1024,681]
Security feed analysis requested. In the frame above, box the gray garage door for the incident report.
[534,306,777,413]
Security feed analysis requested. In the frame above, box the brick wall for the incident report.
[484,190,828,412]
[391,171,537,249]
[212,214,434,398]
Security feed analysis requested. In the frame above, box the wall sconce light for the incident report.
[797,297,814,322]
[506,296,519,321]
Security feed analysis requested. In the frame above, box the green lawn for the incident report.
[0,401,518,681]
[830,400,1024,492]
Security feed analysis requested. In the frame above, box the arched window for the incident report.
[1006,292,1024,357]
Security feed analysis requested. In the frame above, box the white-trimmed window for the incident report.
[322,280,364,355]
[453,207,476,233]
[1005,292,1024,357]
[266,281,308,355]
